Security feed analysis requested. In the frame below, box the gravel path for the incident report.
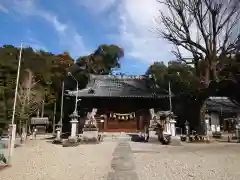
[130,142,240,180]
[0,140,117,180]
[1,139,240,180]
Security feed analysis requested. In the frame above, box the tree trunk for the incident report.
[3,90,8,127]
[210,61,218,82]
[199,62,212,135]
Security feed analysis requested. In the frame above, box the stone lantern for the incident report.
[185,121,190,136]
[205,113,211,135]
[69,111,79,139]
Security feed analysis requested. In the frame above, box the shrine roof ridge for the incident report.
[90,74,150,80]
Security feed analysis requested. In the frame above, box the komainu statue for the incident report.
[85,108,98,128]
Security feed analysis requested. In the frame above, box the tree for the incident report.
[76,44,124,75]
[13,69,43,138]
[156,0,240,87]
[0,45,75,129]
[146,61,201,131]
[146,61,198,94]
[219,53,240,82]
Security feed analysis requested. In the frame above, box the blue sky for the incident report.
[0,0,175,75]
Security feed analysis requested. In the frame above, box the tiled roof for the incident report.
[206,97,240,113]
[67,74,169,98]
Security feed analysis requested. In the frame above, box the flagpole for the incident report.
[8,41,23,164]
[168,81,172,112]
[59,81,64,134]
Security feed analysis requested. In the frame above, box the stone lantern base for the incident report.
[62,112,80,147]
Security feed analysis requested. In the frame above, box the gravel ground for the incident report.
[130,142,240,180]
[1,138,240,180]
[0,139,117,180]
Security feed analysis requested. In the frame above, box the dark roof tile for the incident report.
[68,74,169,98]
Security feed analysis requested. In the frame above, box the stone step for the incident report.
[103,135,132,142]
[103,137,132,142]
[100,132,132,142]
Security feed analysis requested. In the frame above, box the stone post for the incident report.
[69,111,79,139]
[170,119,176,136]
[53,127,62,144]
[236,124,240,143]
[185,121,190,142]
[185,121,190,135]
[165,116,171,134]
[205,114,210,134]
[56,128,61,141]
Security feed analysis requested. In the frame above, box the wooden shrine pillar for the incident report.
[139,116,144,130]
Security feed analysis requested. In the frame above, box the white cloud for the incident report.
[117,0,184,64]
[0,4,8,13]
[116,0,240,64]
[6,0,87,57]
[81,0,200,64]
[77,0,117,14]
[78,0,175,64]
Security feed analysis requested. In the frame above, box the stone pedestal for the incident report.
[70,119,78,138]
[63,112,79,147]
[82,128,99,143]
[170,120,176,136]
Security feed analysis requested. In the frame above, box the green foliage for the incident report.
[0,45,75,127]
[0,44,124,128]
[76,44,124,75]
[146,61,198,94]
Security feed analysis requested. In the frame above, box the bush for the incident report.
[0,128,3,137]
[180,136,186,141]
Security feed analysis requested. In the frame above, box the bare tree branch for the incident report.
[155,0,240,85]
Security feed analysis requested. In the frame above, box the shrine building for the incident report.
[66,74,171,133]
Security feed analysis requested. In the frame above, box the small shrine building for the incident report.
[66,74,173,133]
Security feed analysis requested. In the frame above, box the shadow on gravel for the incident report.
[45,140,62,145]
[142,139,182,146]
[40,133,71,140]
[215,140,240,144]
[42,136,56,140]
[0,165,11,172]
[0,141,22,149]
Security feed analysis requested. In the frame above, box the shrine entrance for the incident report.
[106,112,138,132]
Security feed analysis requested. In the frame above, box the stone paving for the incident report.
[108,141,138,180]
[1,138,240,180]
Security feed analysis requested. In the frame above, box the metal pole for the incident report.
[75,81,78,113]
[41,99,44,118]
[41,89,47,119]
[168,81,172,112]
[59,81,64,133]
[52,101,56,134]
[8,41,23,164]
